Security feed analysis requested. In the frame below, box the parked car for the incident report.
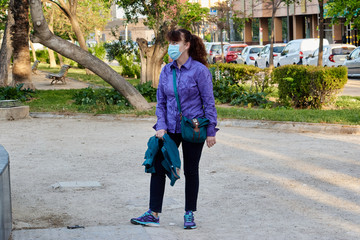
[225,44,248,63]
[304,44,356,67]
[205,42,230,64]
[277,38,329,67]
[255,43,286,68]
[236,45,263,65]
[213,44,231,63]
[343,46,360,77]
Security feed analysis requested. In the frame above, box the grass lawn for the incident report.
[27,63,360,125]
[26,89,360,125]
[37,63,140,87]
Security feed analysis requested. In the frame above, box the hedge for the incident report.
[272,65,348,109]
[209,63,261,82]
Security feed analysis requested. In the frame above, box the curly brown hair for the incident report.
[167,29,208,67]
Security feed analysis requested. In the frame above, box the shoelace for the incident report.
[140,211,151,218]
[184,212,194,222]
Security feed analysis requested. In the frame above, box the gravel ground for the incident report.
[1,117,360,239]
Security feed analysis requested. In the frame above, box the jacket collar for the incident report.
[170,56,192,70]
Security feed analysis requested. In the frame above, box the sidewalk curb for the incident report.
[29,112,360,135]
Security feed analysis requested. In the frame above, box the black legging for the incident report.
[149,132,205,213]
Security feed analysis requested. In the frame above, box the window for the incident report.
[282,43,292,54]
[289,43,300,53]
[242,47,249,55]
[313,49,319,57]
[273,46,285,53]
[260,46,268,55]
[229,47,245,52]
[332,47,356,55]
[250,47,262,54]
[349,48,360,60]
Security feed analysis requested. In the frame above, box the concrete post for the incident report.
[293,15,304,39]
[259,18,269,44]
[333,24,342,44]
[274,17,283,43]
[244,19,252,44]
[312,14,319,38]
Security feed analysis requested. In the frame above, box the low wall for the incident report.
[0,145,12,240]
[0,106,29,121]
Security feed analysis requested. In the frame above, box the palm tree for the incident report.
[11,0,34,89]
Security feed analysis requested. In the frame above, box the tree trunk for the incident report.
[269,0,276,69]
[29,41,37,61]
[11,0,34,89]
[0,1,14,87]
[48,7,57,67]
[137,38,167,88]
[68,14,87,51]
[57,53,64,66]
[54,0,92,74]
[220,28,224,63]
[318,0,324,66]
[95,27,100,44]
[29,0,151,111]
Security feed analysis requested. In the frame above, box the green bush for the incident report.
[209,63,261,82]
[135,81,157,102]
[88,43,106,61]
[210,64,272,107]
[72,87,129,107]
[104,40,140,78]
[30,50,61,65]
[0,84,35,101]
[272,65,348,109]
[116,54,140,78]
[211,70,270,107]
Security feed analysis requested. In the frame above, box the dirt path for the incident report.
[9,70,90,90]
[1,118,360,239]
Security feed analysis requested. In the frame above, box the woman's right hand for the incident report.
[155,129,167,140]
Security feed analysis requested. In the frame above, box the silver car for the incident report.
[343,46,360,77]
[304,44,356,67]
[255,43,286,68]
[205,42,230,64]
[236,45,263,65]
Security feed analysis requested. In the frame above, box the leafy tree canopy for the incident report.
[177,2,209,32]
[325,0,360,29]
[115,0,179,42]
[44,0,112,41]
[0,0,8,30]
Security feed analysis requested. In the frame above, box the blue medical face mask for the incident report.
[168,44,183,60]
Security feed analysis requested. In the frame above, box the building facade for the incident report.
[233,0,358,46]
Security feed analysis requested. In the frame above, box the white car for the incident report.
[343,46,360,77]
[304,44,356,67]
[236,45,263,65]
[277,38,329,67]
[255,43,286,68]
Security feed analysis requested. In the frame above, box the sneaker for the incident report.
[130,210,160,226]
[184,211,197,229]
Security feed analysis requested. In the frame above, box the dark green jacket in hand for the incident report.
[143,134,181,186]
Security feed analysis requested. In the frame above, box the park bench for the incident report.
[31,60,40,74]
[46,64,71,85]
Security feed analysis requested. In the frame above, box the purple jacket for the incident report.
[154,57,218,137]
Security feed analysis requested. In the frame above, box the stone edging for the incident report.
[29,112,360,135]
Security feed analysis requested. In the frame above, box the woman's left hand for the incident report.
[206,136,216,148]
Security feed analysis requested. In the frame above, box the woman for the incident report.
[131,29,218,229]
